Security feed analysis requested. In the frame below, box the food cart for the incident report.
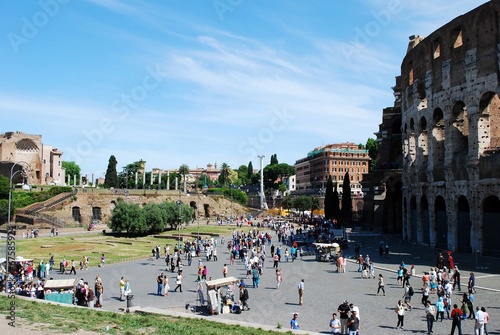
[204,276,239,315]
[44,278,77,304]
[313,243,340,262]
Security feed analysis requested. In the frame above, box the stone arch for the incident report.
[450,101,468,180]
[383,177,402,234]
[421,196,430,245]
[456,196,471,253]
[190,201,197,218]
[483,195,500,257]
[435,196,447,250]
[203,203,210,218]
[92,206,102,221]
[410,196,418,243]
[479,92,500,152]
[418,116,429,182]
[432,108,445,181]
[72,206,81,222]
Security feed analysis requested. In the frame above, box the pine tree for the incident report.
[104,155,119,188]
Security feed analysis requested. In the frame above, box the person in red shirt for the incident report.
[450,304,463,335]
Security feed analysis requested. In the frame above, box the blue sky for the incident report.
[0,0,489,177]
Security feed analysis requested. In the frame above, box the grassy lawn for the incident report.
[0,296,289,335]
[15,225,254,265]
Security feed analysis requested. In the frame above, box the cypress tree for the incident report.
[104,155,119,188]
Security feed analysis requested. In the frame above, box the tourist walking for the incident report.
[119,277,125,301]
[298,279,304,306]
[425,300,436,334]
[395,300,405,329]
[376,274,385,295]
[450,304,463,335]
[475,306,486,335]
[174,272,183,292]
[157,273,164,296]
[276,268,282,288]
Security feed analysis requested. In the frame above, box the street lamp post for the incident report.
[5,161,30,293]
[176,199,182,251]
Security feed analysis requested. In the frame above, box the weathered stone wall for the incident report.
[400,0,500,256]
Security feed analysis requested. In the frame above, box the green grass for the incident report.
[15,226,253,265]
[0,296,291,335]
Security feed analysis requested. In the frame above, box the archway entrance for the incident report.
[435,196,447,250]
[457,196,471,253]
[421,196,430,245]
[483,196,500,257]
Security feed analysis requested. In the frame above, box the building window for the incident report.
[433,38,441,58]
[43,159,46,164]
[453,27,463,48]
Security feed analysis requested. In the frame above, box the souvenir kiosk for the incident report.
[204,276,239,315]
[44,278,77,304]
[313,242,340,262]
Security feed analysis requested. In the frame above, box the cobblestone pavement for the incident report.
[27,228,500,334]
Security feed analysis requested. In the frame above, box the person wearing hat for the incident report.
[290,313,299,330]
[338,300,350,334]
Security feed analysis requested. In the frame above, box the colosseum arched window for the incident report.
[479,92,500,153]
[15,138,39,152]
[431,108,445,181]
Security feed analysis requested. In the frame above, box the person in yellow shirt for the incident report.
[119,277,125,301]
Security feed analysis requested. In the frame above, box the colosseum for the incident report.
[401,0,500,257]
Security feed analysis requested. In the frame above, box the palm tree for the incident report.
[178,164,190,193]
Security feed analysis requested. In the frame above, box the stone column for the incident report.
[167,171,170,190]
[175,177,178,191]
[135,172,138,189]
[158,171,162,190]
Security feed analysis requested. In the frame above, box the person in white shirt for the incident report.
[329,313,341,334]
[475,306,486,335]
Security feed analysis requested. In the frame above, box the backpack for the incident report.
[408,286,414,296]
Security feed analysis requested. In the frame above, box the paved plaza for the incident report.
[30,228,500,334]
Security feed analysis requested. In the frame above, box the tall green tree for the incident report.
[219,163,230,187]
[332,181,340,219]
[237,165,248,185]
[247,161,253,181]
[143,203,166,233]
[310,197,320,215]
[104,155,119,188]
[178,164,190,193]
[324,175,334,220]
[341,172,352,225]
[293,195,311,216]
[270,154,278,165]
[263,163,296,189]
[0,175,9,199]
[108,199,147,234]
[62,161,80,185]
[366,138,379,170]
